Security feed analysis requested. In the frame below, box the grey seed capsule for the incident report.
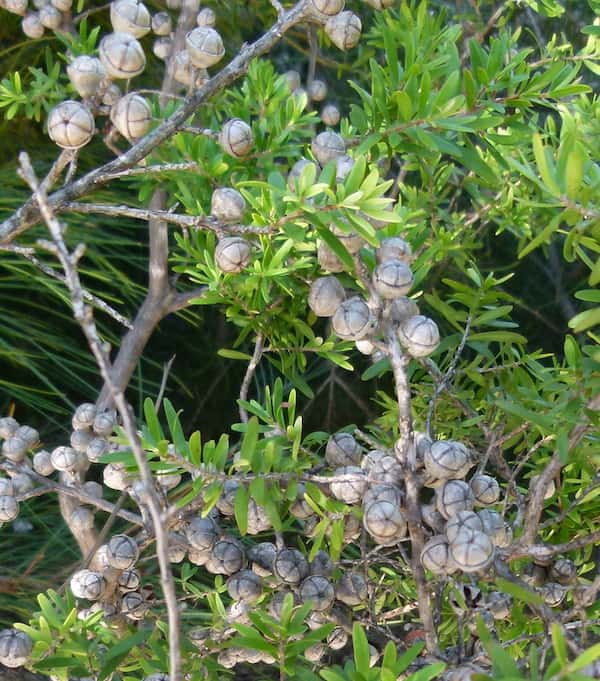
[308,276,345,317]
[0,417,19,439]
[215,236,251,273]
[373,259,413,299]
[273,548,309,584]
[330,466,367,505]
[449,529,494,573]
[219,118,253,157]
[107,533,139,570]
[227,569,262,603]
[206,537,245,575]
[436,479,475,520]
[299,575,335,611]
[325,11,361,51]
[332,296,374,340]
[70,569,106,600]
[335,572,368,605]
[311,130,345,166]
[211,187,246,224]
[398,314,440,357]
[421,535,455,575]
[470,474,501,506]
[0,629,33,668]
[186,516,219,552]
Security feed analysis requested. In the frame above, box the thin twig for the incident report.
[239,333,265,423]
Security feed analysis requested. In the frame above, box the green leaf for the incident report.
[143,397,164,442]
[569,307,600,333]
[551,623,568,666]
[98,630,150,681]
[218,348,253,360]
[532,133,561,196]
[352,622,370,675]
[570,642,600,672]
[495,578,545,606]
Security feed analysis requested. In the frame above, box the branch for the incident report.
[18,152,182,681]
[239,332,264,423]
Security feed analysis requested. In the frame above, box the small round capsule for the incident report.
[332,296,374,340]
[311,130,345,166]
[325,11,361,51]
[308,276,345,318]
[398,315,440,358]
[219,118,253,158]
[215,236,251,273]
[47,101,94,150]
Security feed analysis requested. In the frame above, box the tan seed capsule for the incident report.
[153,36,172,60]
[67,56,106,100]
[332,296,374,340]
[102,83,122,106]
[246,498,272,535]
[389,296,419,323]
[185,26,224,68]
[170,50,193,85]
[308,79,327,102]
[321,103,341,126]
[328,627,348,650]
[22,12,45,38]
[14,425,38,449]
[325,11,361,51]
[449,529,494,573]
[93,410,116,436]
[219,118,253,158]
[330,221,363,254]
[99,32,146,80]
[51,445,81,472]
[51,0,72,10]
[111,92,151,141]
[5,0,28,15]
[48,100,94,150]
[0,496,19,522]
[103,462,131,490]
[0,479,14,496]
[398,314,440,357]
[309,0,344,15]
[364,0,394,8]
[2,437,27,462]
[325,432,361,467]
[311,130,345,166]
[151,10,172,35]
[196,6,215,26]
[335,571,367,605]
[317,241,345,273]
[39,5,62,29]
[0,629,33,668]
[215,236,251,273]
[70,506,95,531]
[110,0,151,38]
[305,643,326,663]
[309,276,345,317]
[211,187,246,223]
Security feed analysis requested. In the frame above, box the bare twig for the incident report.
[18,153,182,681]
[239,333,265,423]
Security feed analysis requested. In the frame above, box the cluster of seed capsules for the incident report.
[11,0,255,156]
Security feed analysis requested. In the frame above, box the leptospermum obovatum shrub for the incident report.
[0,0,600,680]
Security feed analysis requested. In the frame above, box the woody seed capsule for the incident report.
[70,569,106,600]
[363,499,407,544]
[196,7,215,26]
[449,529,494,573]
[51,0,72,10]
[273,548,309,584]
[0,417,19,439]
[332,297,374,340]
[309,276,345,317]
[48,101,95,150]
[107,534,139,569]
[376,237,412,264]
[153,37,172,60]
[39,5,62,29]
[0,630,33,668]
[151,11,172,35]
[219,118,253,158]
[185,27,224,68]
[420,535,455,575]
[5,0,28,14]
[67,56,106,100]
[329,466,367,505]
[365,0,395,8]
[317,241,345,273]
[0,496,19,522]
[325,11,361,51]
[110,0,151,38]
[2,437,27,462]
[227,569,263,603]
[470,474,501,506]
[311,130,345,166]
[335,572,368,605]
[99,32,146,80]
[445,510,484,543]
[325,432,361,467]
[121,591,149,619]
[309,0,344,15]
[206,537,245,575]
[215,236,251,273]
[111,93,152,141]
[93,410,117,436]
[211,187,246,223]
[321,103,341,127]
[308,79,327,102]
[398,314,440,357]
[22,13,45,38]
[436,479,475,519]
[425,440,472,481]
